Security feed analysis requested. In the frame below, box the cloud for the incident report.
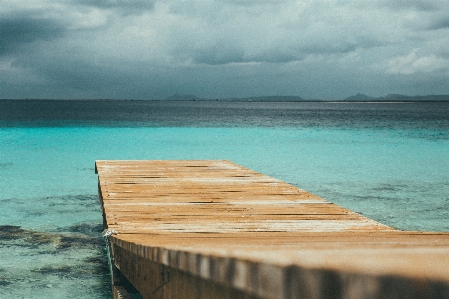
[72,0,156,15]
[424,16,449,30]
[375,0,443,11]
[0,15,65,55]
[387,49,449,75]
[157,1,395,65]
[75,0,155,8]
[1,0,449,99]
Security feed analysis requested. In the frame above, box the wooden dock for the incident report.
[95,160,449,299]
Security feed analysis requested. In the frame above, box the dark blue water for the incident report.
[1,100,448,130]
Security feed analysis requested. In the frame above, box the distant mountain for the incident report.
[163,93,449,102]
[344,93,375,101]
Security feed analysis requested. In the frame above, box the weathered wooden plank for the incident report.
[97,160,390,233]
[96,160,449,299]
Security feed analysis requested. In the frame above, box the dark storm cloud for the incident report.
[425,17,449,30]
[223,0,290,6]
[13,50,121,92]
[0,15,65,55]
[1,0,449,100]
[74,0,155,9]
[34,60,108,91]
[174,43,306,65]
[73,0,156,15]
[377,0,442,11]
[190,46,246,65]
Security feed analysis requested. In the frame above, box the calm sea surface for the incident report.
[1,100,448,298]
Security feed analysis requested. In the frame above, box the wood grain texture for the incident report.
[96,160,449,299]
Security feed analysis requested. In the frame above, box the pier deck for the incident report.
[95,160,449,299]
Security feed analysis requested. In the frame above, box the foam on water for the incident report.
[0,101,448,297]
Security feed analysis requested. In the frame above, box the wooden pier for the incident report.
[95,160,449,299]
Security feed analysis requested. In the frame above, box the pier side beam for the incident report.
[112,244,260,299]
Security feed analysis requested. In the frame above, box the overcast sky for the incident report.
[1,0,449,100]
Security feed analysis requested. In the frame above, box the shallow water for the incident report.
[1,100,448,297]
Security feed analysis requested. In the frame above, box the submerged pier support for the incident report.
[95,160,449,299]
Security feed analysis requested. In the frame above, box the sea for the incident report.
[0,99,448,298]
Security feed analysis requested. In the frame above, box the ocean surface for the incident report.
[1,99,448,298]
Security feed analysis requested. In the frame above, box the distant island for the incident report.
[3,94,449,102]
[164,93,449,102]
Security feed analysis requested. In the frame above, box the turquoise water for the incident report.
[1,100,448,297]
